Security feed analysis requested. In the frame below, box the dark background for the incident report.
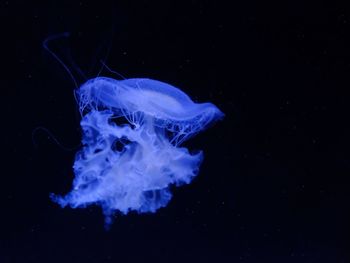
[1,0,350,262]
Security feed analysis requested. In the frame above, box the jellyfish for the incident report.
[51,77,224,224]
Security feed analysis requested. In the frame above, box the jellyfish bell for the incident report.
[77,77,224,143]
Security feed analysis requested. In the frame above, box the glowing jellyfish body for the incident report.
[51,77,224,224]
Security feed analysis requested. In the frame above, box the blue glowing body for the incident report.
[51,77,224,224]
